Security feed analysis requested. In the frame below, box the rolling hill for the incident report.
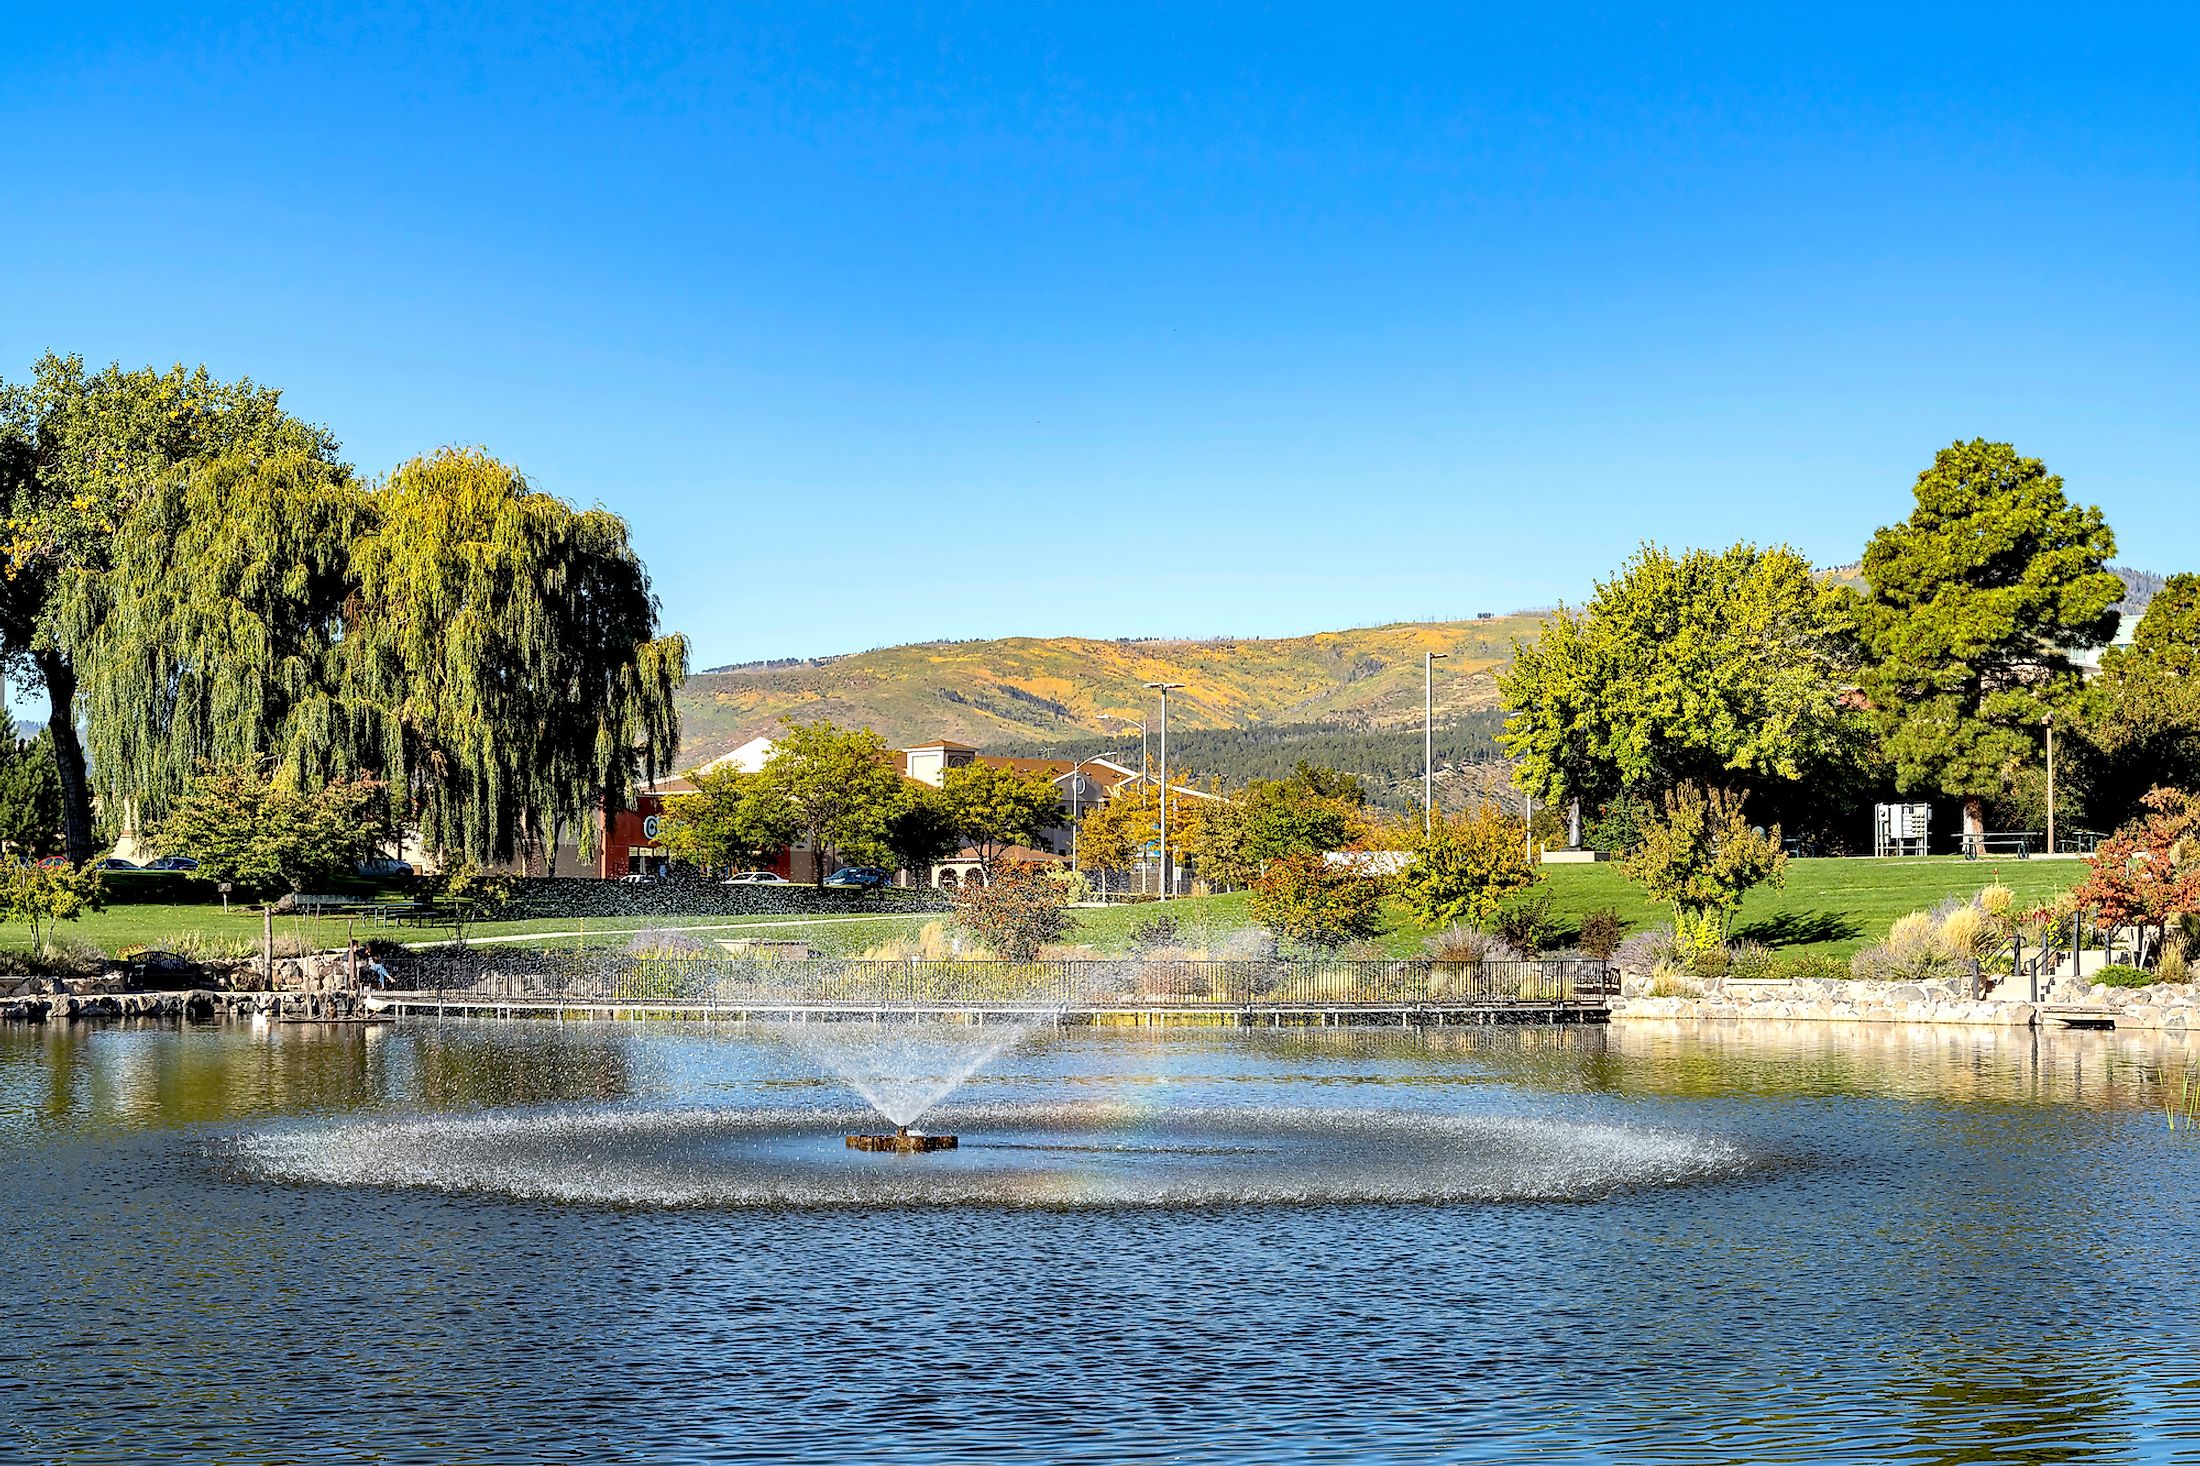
[672,615,1546,770]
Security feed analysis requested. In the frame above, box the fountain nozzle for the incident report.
[847,1127,958,1153]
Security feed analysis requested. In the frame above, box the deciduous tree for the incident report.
[0,859,104,960]
[71,448,364,824]
[740,720,905,885]
[882,785,962,885]
[1499,543,1857,810]
[149,762,389,897]
[940,761,1061,884]
[657,765,784,874]
[2072,788,2200,967]
[1622,783,1786,958]
[422,859,518,950]
[1069,782,1193,874]
[1188,770,1359,888]
[2082,575,2200,825]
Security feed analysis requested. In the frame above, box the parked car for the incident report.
[822,866,889,891]
[356,858,414,877]
[721,870,791,886]
[35,855,72,869]
[94,857,140,871]
[145,856,200,871]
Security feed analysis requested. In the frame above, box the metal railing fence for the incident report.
[383,953,1617,1009]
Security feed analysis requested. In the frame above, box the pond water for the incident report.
[4,1017,2198,1464]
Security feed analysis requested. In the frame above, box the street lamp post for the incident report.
[1101,714,1149,782]
[1145,682,1185,899]
[1424,651,1446,833]
[2044,712,2057,855]
[1067,750,1120,875]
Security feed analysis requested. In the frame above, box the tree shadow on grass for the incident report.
[1735,911,1861,949]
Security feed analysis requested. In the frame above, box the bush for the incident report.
[1577,907,1627,961]
[1852,895,2003,983]
[1782,952,1851,982]
[1248,854,1387,950]
[1583,794,1652,855]
[1424,923,1492,963]
[1725,941,1778,982]
[1493,895,1555,954]
[1127,913,1181,951]
[1398,805,1537,928]
[1612,925,1679,976]
[952,864,1074,961]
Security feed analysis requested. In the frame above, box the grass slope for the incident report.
[675,615,1540,766]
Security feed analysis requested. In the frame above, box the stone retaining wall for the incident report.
[3,989,364,1022]
[1611,974,2200,1029]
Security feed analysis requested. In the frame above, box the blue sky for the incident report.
[3,3,2193,669]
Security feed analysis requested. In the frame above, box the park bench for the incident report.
[1958,831,2035,860]
[289,894,357,915]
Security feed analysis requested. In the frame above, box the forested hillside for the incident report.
[673,617,1539,768]
[985,716,1512,810]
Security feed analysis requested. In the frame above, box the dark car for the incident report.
[822,866,890,891]
[94,857,140,871]
[145,856,201,871]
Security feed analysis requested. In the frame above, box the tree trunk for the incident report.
[35,650,96,864]
[1963,795,1985,843]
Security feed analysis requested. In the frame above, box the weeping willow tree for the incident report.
[0,354,341,859]
[343,447,687,867]
[70,448,368,825]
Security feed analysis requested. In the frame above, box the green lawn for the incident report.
[6,857,2086,966]
[1473,855,2085,962]
[1049,856,2081,962]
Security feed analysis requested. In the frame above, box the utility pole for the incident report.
[1145,683,1184,899]
[1424,651,1446,833]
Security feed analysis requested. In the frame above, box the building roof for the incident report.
[939,843,1066,866]
[903,739,978,752]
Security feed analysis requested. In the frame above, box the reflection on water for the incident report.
[6,1017,2200,1464]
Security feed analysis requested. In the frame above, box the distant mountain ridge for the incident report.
[673,616,1542,770]
[672,564,2178,774]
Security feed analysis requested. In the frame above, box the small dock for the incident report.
[2039,1004,2122,1030]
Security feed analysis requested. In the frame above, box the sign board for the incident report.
[642,814,661,840]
